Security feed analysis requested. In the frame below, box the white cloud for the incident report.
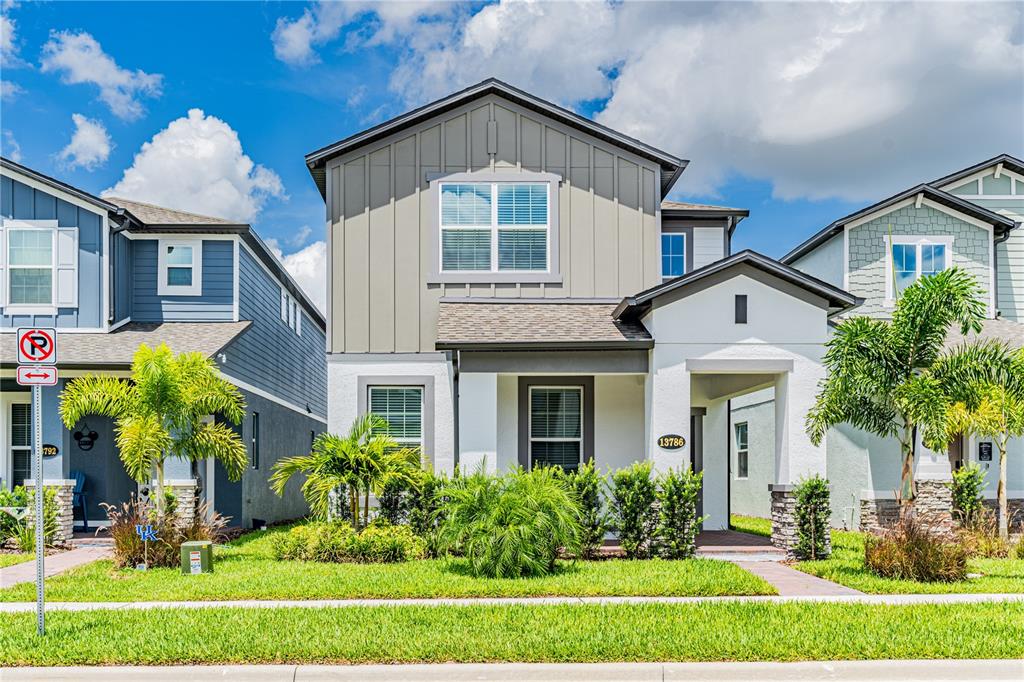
[2,129,21,162]
[0,2,23,68]
[287,224,313,249]
[385,1,1024,202]
[266,238,326,313]
[104,108,285,223]
[40,30,162,120]
[0,79,22,100]
[271,1,454,66]
[57,114,112,170]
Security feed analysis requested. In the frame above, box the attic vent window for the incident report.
[735,294,747,324]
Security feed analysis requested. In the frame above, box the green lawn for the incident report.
[0,525,773,601]
[0,553,32,569]
[796,529,1024,593]
[730,514,771,538]
[2,602,1020,666]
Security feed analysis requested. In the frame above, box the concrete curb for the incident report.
[1,592,1022,612]
[3,660,1023,681]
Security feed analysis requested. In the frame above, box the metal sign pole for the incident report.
[33,384,45,636]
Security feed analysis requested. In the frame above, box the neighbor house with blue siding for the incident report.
[0,157,327,540]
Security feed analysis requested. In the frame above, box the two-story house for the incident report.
[306,79,866,550]
[0,157,327,541]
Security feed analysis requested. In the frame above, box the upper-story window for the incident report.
[1,219,78,312]
[280,288,302,336]
[885,236,952,299]
[158,239,202,296]
[439,182,549,273]
[661,233,686,280]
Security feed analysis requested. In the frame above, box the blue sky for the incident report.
[2,1,1021,307]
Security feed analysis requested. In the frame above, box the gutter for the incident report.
[992,222,1019,317]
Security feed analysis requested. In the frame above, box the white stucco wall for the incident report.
[327,353,456,475]
[729,389,775,519]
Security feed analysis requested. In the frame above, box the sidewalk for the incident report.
[733,561,863,596]
[1,592,1021,612]
[0,545,111,589]
[4,660,1022,681]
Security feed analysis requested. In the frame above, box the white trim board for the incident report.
[221,372,328,424]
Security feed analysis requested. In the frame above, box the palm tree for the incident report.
[940,345,1024,539]
[59,343,247,514]
[807,268,987,515]
[270,414,422,529]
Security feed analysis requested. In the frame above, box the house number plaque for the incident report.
[657,434,686,450]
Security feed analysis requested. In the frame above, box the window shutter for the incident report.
[55,227,78,308]
[0,225,6,308]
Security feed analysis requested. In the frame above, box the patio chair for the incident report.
[70,470,88,532]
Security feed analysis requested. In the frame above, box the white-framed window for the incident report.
[884,235,953,301]
[734,421,748,480]
[368,386,423,449]
[157,239,202,296]
[280,288,302,336]
[0,219,78,312]
[439,182,550,273]
[661,232,686,280]
[529,386,583,471]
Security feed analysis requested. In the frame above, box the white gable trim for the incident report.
[938,165,1024,193]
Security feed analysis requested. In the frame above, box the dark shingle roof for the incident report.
[1,322,251,369]
[943,318,1024,352]
[436,302,652,350]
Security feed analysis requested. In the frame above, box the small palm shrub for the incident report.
[437,467,582,578]
[104,496,230,569]
[656,467,705,559]
[951,464,985,526]
[275,521,425,563]
[794,475,831,560]
[864,515,968,582]
[558,461,609,559]
[609,461,658,559]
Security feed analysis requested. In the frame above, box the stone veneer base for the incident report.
[24,480,74,547]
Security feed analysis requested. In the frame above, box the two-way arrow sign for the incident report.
[16,366,58,386]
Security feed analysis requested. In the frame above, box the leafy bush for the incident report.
[558,461,609,559]
[794,475,831,560]
[103,495,230,569]
[408,471,450,557]
[275,521,425,563]
[609,462,658,559]
[378,479,412,525]
[656,467,705,559]
[437,467,582,578]
[951,464,985,525]
[864,515,968,582]
[0,486,59,549]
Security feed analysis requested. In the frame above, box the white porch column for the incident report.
[458,373,498,474]
[647,360,691,475]
[773,368,826,484]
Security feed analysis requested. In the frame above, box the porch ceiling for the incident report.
[0,321,251,369]
[436,302,653,350]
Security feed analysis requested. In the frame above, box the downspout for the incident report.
[107,209,132,325]
[726,398,732,527]
[452,349,460,472]
[992,224,1017,318]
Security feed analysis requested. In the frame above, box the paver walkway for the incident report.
[733,560,864,596]
[1,592,1020,612]
[0,544,111,589]
[4,660,1023,681]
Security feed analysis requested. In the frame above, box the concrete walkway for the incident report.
[733,561,864,596]
[4,660,1022,681]
[1,592,1021,612]
[0,545,111,589]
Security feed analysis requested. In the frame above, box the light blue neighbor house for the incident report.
[0,157,327,542]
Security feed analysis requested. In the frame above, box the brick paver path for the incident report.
[734,561,864,596]
[0,544,111,589]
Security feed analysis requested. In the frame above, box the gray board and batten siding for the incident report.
[325,93,665,353]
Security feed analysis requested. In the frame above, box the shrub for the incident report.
[609,461,658,559]
[794,475,831,560]
[0,486,59,548]
[559,461,609,559]
[951,464,986,525]
[958,507,1015,559]
[437,467,582,578]
[378,479,412,525]
[656,467,705,559]
[103,495,231,569]
[349,522,426,563]
[864,515,968,582]
[408,471,449,557]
